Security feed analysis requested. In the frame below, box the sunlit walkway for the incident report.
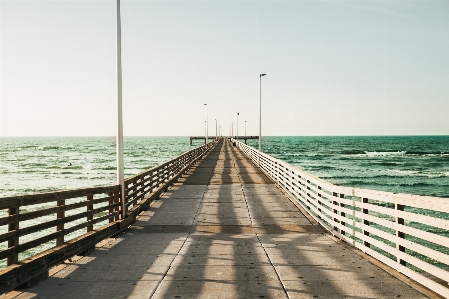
[12,140,429,298]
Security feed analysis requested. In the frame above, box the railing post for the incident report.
[87,194,94,232]
[396,203,406,266]
[362,198,370,247]
[56,199,65,246]
[7,207,19,265]
[317,186,322,219]
[132,180,138,208]
[108,191,114,223]
[340,194,346,235]
[332,192,339,232]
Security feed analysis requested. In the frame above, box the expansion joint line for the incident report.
[241,185,253,226]
[232,142,252,225]
[192,183,208,224]
[256,234,290,299]
[150,233,191,299]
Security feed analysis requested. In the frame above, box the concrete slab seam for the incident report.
[149,233,191,299]
[255,233,290,298]
[241,184,254,226]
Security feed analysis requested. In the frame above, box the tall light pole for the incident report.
[245,120,247,138]
[215,119,217,139]
[232,122,234,138]
[116,0,125,219]
[259,73,266,151]
[204,121,206,144]
[219,125,221,137]
[236,112,239,141]
[204,104,208,143]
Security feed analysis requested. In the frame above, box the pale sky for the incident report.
[1,0,448,137]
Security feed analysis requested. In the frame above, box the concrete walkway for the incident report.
[13,140,429,298]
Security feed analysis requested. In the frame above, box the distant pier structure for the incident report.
[190,136,258,145]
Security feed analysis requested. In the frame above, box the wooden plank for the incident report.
[355,211,449,249]
[125,179,155,202]
[0,211,120,261]
[0,203,120,243]
[87,195,93,232]
[291,177,449,253]
[56,199,64,246]
[329,204,449,253]
[362,203,449,231]
[0,185,119,209]
[353,189,449,212]
[7,207,19,266]
[0,195,115,226]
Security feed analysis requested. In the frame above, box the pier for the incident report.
[2,139,445,298]
[190,136,258,145]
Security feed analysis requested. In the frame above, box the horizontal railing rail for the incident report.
[233,139,449,298]
[122,140,218,219]
[0,139,219,294]
[0,185,121,265]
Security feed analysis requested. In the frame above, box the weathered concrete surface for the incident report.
[12,140,432,299]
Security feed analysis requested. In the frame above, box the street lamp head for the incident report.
[204,103,207,105]
[237,112,239,115]
[260,73,266,77]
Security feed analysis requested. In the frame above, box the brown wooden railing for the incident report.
[0,139,218,294]
[0,186,121,266]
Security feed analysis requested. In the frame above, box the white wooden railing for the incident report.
[233,139,449,298]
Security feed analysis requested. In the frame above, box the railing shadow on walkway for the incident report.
[151,140,277,298]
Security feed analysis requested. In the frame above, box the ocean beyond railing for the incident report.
[233,138,449,298]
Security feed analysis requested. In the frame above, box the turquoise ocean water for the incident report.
[0,137,194,198]
[1,136,448,198]
[246,136,449,198]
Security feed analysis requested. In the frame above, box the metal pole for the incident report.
[207,105,208,143]
[116,0,125,219]
[232,122,234,138]
[237,112,239,141]
[245,120,246,138]
[215,119,217,139]
[259,73,266,151]
[204,121,206,144]
[204,104,208,143]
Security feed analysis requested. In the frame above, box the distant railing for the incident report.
[234,139,449,298]
[122,140,217,217]
[0,139,219,294]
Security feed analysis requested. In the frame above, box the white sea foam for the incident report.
[364,151,406,157]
